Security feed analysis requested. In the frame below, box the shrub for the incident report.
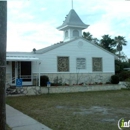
[118,71,130,81]
[124,78,130,90]
[111,75,119,84]
[40,75,49,87]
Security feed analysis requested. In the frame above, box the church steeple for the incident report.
[57,9,89,42]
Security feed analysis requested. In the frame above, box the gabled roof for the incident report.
[57,9,88,30]
[36,40,76,54]
[36,37,118,59]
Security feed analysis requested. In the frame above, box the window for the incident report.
[73,30,79,37]
[76,58,86,69]
[65,31,68,38]
[57,57,69,72]
[92,58,102,71]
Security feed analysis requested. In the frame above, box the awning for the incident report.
[6,56,39,61]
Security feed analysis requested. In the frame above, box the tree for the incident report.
[115,60,124,73]
[114,36,127,60]
[33,48,36,54]
[100,35,116,53]
[0,1,7,130]
[92,38,99,45]
[83,32,93,41]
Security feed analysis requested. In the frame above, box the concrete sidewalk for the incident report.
[6,104,52,130]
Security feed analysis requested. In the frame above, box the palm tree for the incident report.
[100,35,116,53]
[92,38,99,45]
[83,32,93,41]
[114,36,127,60]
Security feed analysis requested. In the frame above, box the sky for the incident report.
[7,0,130,58]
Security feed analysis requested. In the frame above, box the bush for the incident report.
[40,75,49,87]
[111,75,119,84]
[118,71,130,81]
[124,78,130,89]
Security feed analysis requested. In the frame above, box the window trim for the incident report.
[57,56,70,72]
[76,57,86,69]
[65,30,68,38]
[73,30,79,37]
[92,57,103,72]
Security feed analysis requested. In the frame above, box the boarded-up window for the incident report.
[92,58,102,71]
[57,57,69,72]
[76,58,86,69]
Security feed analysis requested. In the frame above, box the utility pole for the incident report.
[0,1,7,130]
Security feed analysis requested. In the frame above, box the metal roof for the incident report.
[57,9,88,30]
[36,37,118,59]
[6,56,39,61]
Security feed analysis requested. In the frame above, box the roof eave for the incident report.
[57,24,89,30]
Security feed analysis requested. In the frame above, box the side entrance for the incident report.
[11,61,32,86]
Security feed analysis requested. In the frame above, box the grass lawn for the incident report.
[6,90,130,130]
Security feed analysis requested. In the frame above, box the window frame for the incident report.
[73,30,79,37]
[65,30,68,38]
[57,56,70,72]
[92,57,103,72]
[76,57,86,69]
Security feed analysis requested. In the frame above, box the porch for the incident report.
[6,55,40,86]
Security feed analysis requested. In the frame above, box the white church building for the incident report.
[6,9,117,86]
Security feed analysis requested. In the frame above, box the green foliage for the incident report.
[83,32,100,44]
[83,32,93,41]
[115,60,124,73]
[114,36,127,52]
[111,75,119,84]
[114,36,127,60]
[118,71,130,81]
[100,35,116,53]
[124,78,130,89]
[122,61,130,68]
[115,60,130,74]
[40,75,49,86]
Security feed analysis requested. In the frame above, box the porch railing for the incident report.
[6,75,38,86]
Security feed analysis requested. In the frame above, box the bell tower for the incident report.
[57,8,89,42]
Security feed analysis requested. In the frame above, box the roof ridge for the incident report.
[57,9,88,30]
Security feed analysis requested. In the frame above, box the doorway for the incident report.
[17,61,32,85]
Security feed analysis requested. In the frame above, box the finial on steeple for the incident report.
[72,0,73,9]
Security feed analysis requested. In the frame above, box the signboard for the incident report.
[47,81,51,87]
[76,58,86,69]
[16,78,22,87]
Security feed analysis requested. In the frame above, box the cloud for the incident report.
[7,0,130,58]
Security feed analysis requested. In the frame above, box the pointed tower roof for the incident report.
[57,9,89,30]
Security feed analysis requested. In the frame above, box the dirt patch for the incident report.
[6,90,130,130]
[56,105,130,123]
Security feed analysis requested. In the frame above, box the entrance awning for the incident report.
[6,56,39,61]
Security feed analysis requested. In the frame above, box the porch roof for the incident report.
[6,56,39,61]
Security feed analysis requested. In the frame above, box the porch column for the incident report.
[39,61,41,86]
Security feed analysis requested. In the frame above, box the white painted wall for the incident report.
[64,28,82,42]
[32,38,115,74]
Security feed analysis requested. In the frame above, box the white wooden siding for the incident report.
[32,38,115,74]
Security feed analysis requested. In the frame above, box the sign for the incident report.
[47,81,51,87]
[76,58,86,69]
[16,78,22,87]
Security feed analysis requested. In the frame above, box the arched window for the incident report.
[65,31,68,38]
[73,30,79,37]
